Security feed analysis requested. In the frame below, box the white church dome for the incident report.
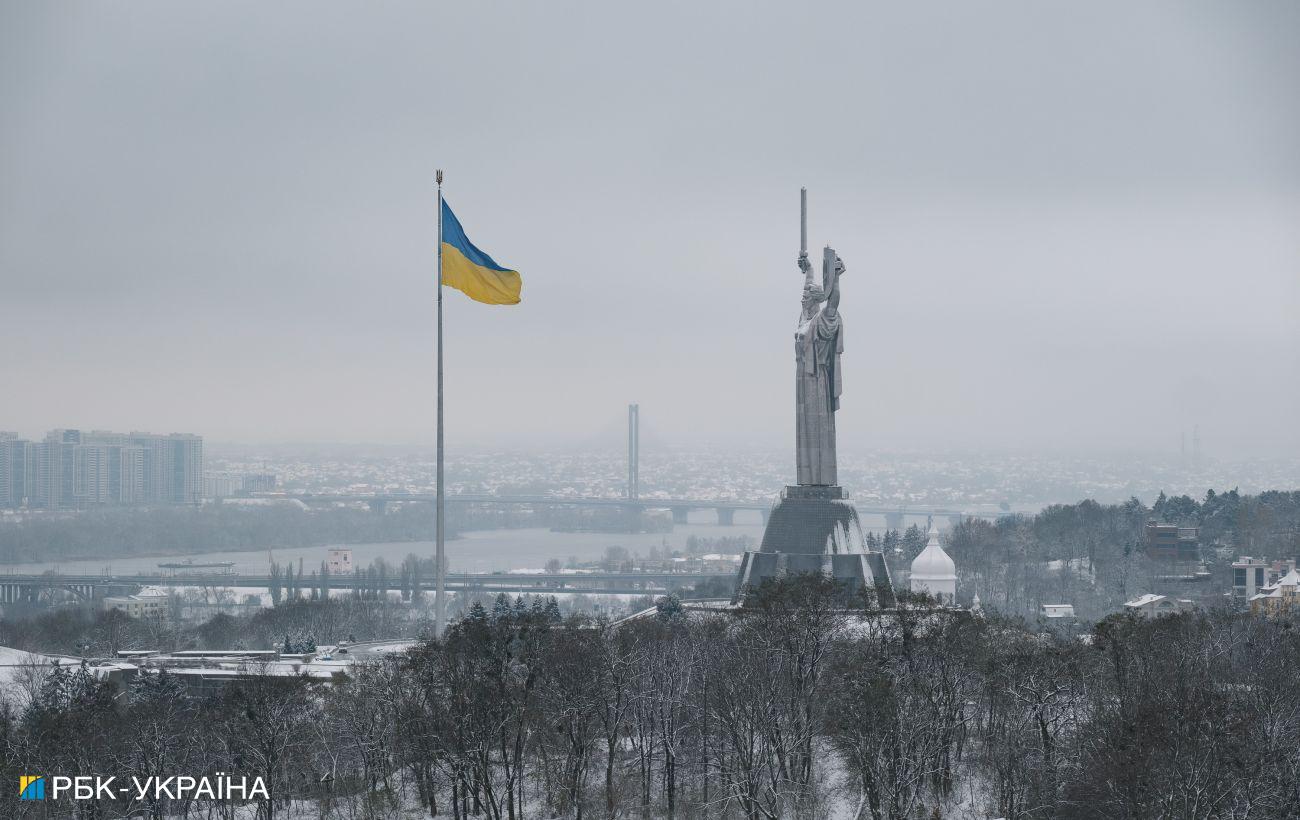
[910,523,957,583]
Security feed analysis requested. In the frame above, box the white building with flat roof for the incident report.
[1232,556,1269,599]
[1040,604,1075,620]
[327,548,353,575]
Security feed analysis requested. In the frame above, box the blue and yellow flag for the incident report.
[441,199,522,305]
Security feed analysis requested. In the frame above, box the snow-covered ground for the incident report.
[0,645,83,708]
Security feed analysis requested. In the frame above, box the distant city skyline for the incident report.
[203,439,1300,510]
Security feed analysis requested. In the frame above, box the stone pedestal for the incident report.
[733,485,893,604]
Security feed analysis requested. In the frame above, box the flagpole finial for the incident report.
[436,169,443,186]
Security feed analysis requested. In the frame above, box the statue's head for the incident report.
[802,283,826,310]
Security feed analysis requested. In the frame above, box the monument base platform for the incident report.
[733,485,894,605]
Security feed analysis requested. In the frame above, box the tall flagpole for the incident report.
[435,169,446,638]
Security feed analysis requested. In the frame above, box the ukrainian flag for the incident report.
[440,199,522,305]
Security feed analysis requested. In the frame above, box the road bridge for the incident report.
[0,576,111,604]
[284,492,994,529]
[0,571,737,601]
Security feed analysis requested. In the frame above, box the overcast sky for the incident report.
[2,1,1297,457]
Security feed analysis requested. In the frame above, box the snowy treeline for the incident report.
[894,490,1300,622]
[5,578,1300,819]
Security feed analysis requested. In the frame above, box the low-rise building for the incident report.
[1266,559,1298,587]
[1040,604,1075,620]
[1124,593,1195,619]
[327,548,354,575]
[1250,569,1300,616]
[102,587,170,619]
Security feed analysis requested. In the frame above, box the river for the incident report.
[1,510,794,577]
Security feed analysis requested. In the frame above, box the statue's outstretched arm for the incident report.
[798,253,815,290]
[825,255,844,313]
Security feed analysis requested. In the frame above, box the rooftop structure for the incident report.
[910,523,957,604]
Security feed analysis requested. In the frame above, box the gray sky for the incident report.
[2,1,1297,456]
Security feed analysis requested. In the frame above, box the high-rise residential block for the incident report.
[0,429,202,508]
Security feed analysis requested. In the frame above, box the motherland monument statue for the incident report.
[732,189,894,603]
[795,235,845,486]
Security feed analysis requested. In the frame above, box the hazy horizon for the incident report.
[4,1,1297,457]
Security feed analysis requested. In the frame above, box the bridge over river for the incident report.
[0,570,737,603]
[289,492,997,530]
